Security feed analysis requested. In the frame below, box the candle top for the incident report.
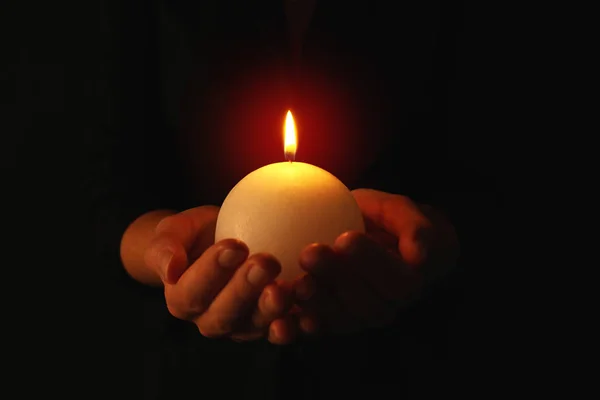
[232,161,350,196]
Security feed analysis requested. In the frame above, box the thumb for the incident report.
[352,189,432,266]
[146,205,220,283]
[398,225,432,266]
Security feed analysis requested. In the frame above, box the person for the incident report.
[111,2,471,398]
[6,0,496,398]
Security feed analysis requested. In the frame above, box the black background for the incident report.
[3,0,504,397]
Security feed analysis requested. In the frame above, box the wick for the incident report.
[284,150,295,163]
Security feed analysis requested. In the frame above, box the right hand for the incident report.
[144,206,297,344]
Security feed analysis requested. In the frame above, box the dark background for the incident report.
[3,0,503,396]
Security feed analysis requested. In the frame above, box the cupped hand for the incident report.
[294,189,460,334]
[144,206,297,344]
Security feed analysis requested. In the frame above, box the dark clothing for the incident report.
[5,1,499,398]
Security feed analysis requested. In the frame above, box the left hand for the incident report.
[293,189,460,335]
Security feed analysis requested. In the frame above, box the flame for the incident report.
[284,110,297,161]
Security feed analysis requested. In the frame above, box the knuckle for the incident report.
[146,234,184,268]
[165,289,207,320]
[197,324,220,339]
[213,318,234,335]
[178,294,208,316]
[155,214,178,233]
[166,303,189,321]
[197,317,232,339]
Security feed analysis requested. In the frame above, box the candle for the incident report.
[215,111,365,281]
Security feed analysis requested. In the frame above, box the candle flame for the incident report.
[284,110,297,162]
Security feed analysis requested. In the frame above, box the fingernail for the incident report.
[247,264,270,286]
[218,247,247,269]
[295,275,315,301]
[158,250,173,279]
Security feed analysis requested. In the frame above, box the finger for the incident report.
[352,189,432,266]
[252,283,293,329]
[298,243,339,279]
[231,283,307,341]
[289,274,319,334]
[292,272,345,334]
[164,239,248,321]
[300,243,391,327]
[146,206,219,283]
[334,231,420,304]
[145,234,187,284]
[196,253,281,338]
[294,308,319,336]
[293,273,316,303]
[296,247,356,332]
[268,316,297,345]
[419,204,460,269]
[155,206,220,252]
[364,221,398,251]
[230,291,292,341]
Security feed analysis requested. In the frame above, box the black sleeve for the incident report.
[86,2,196,300]
[4,1,187,279]
[3,1,193,392]
[304,160,500,387]
[328,0,502,375]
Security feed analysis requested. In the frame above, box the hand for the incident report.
[144,206,297,344]
[295,189,459,334]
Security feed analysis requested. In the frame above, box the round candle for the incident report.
[215,111,365,281]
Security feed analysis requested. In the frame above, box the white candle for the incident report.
[215,111,365,281]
